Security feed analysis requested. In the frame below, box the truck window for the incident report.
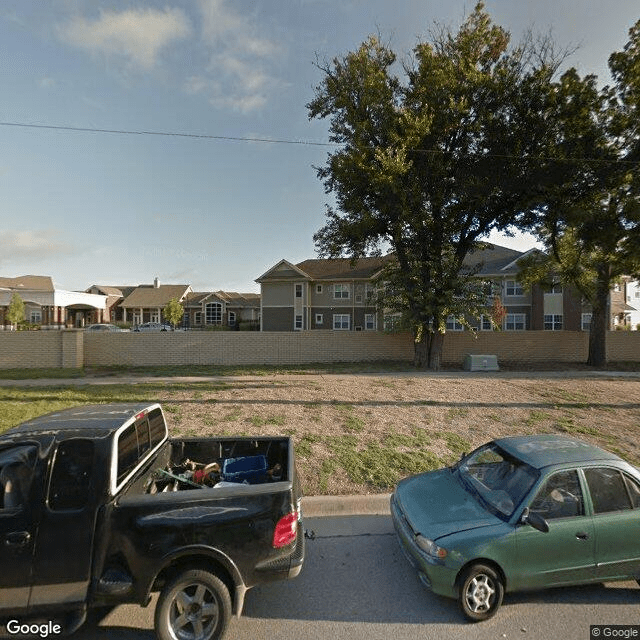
[49,439,94,511]
[148,408,167,448]
[0,445,37,511]
[117,424,140,484]
[136,419,151,456]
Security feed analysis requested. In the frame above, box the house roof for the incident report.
[461,244,527,276]
[257,245,526,284]
[120,284,191,308]
[0,275,55,292]
[184,291,260,308]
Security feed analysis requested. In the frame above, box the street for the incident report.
[77,514,640,640]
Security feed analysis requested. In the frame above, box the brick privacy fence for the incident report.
[0,330,639,369]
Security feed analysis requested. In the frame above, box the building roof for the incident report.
[0,275,55,292]
[120,284,191,308]
[257,245,527,284]
[184,291,260,308]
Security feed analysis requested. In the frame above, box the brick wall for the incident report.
[0,329,639,369]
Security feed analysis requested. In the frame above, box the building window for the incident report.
[504,313,526,330]
[30,310,42,324]
[365,314,375,330]
[446,315,464,331]
[295,283,303,298]
[333,314,350,330]
[315,314,323,325]
[544,314,563,330]
[480,315,493,331]
[294,315,303,330]
[151,312,160,323]
[205,302,222,324]
[228,311,236,326]
[333,284,350,299]
[505,280,523,296]
[546,282,563,294]
[316,284,323,294]
[355,294,363,303]
[581,313,592,331]
[194,311,202,325]
[614,283,621,292]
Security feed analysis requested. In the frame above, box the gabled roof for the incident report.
[87,285,125,297]
[184,291,260,308]
[0,275,55,292]
[461,244,526,276]
[255,259,311,283]
[296,255,394,280]
[120,284,192,308]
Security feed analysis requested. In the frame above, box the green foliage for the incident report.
[6,293,25,327]
[163,297,184,328]
[522,20,640,366]
[308,3,562,368]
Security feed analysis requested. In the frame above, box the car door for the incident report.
[583,467,640,580]
[0,445,39,610]
[515,469,596,589]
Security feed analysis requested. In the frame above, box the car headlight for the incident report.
[415,534,448,559]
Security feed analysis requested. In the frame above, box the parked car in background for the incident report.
[133,322,172,332]
[85,323,125,332]
[392,434,640,621]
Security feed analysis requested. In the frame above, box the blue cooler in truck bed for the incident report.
[222,455,268,484]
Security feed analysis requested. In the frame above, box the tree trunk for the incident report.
[587,270,610,367]
[414,329,444,370]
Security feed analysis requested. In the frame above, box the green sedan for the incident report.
[391,434,640,621]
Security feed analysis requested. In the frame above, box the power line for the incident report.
[0,120,637,166]
[0,121,336,147]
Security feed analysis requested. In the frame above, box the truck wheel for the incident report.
[458,563,504,622]
[155,569,231,640]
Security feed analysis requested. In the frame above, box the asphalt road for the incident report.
[75,514,639,640]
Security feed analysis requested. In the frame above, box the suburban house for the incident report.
[256,244,634,332]
[0,275,107,329]
[85,284,135,324]
[183,291,261,330]
[114,279,192,327]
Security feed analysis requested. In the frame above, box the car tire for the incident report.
[458,563,504,622]
[155,569,231,640]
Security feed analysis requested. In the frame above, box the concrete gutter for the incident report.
[302,493,391,517]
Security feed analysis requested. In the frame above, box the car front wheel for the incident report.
[155,569,231,640]
[458,563,504,622]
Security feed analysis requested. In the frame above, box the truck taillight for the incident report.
[273,512,298,548]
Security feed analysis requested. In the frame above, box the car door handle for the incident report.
[575,531,589,540]
[5,531,31,548]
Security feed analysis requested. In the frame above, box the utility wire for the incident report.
[0,121,335,147]
[0,120,637,166]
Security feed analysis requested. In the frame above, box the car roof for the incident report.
[494,434,621,470]
[0,403,156,441]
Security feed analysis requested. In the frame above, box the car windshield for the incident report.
[457,443,539,519]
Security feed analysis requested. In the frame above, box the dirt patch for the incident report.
[158,372,640,496]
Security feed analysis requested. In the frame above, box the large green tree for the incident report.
[522,20,640,367]
[308,3,562,368]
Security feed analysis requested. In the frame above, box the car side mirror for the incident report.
[521,507,549,533]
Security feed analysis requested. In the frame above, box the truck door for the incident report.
[29,439,97,608]
[0,445,39,610]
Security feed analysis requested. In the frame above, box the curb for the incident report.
[302,493,391,518]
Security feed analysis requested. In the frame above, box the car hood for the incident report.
[395,468,502,540]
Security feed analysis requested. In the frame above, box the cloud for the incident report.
[195,0,284,112]
[0,230,74,264]
[59,7,191,71]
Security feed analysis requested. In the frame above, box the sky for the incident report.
[1,0,639,294]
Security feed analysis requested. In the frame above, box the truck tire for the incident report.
[155,569,231,640]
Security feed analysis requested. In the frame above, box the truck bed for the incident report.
[131,436,293,495]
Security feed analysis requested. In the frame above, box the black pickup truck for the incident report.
[0,402,304,640]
